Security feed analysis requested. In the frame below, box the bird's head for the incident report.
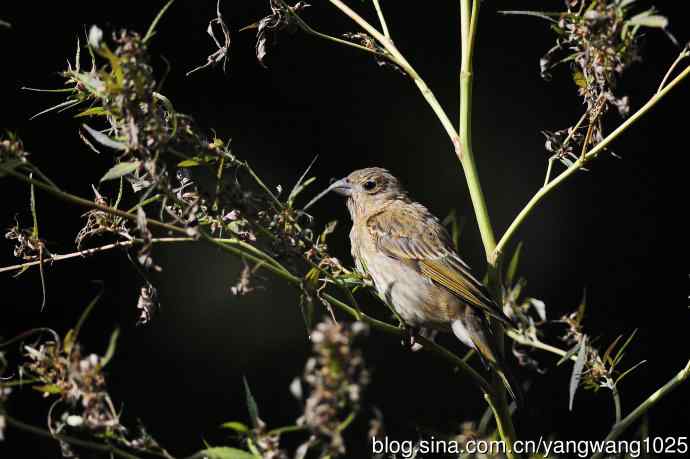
[304,167,406,217]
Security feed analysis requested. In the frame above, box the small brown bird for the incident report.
[307,167,519,401]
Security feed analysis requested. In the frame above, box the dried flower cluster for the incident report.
[5,221,47,261]
[253,0,310,68]
[0,322,169,457]
[502,276,548,375]
[537,0,670,166]
[15,24,364,324]
[295,320,370,457]
[553,301,647,415]
[24,340,122,433]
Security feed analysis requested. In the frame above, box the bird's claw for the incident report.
[401,326,423,351]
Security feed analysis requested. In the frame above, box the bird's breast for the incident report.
[349,225,459,328]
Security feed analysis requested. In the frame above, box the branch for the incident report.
[492,63,690,263]
[591,360,690,459]
[459,0,496,258]
[0,166,186,236]
[1,165,492,399]
[371,0,390,39]
[3,415,142,459]
[280,1,385,57]
[0,237,286,276]
[458,1,518,455]
[506,329,573,361]
[326,0,461,158]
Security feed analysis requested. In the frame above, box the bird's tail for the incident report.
[493,360,524,409]
[451,316,524,408]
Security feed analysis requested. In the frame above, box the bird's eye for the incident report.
[363,180,377,191]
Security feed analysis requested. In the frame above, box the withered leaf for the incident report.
[255,0,310,68]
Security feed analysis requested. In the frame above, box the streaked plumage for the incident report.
[314,167,519,402]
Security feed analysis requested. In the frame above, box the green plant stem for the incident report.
[458,1,519,456]
[1,166,493,398]
[279,0,383,57]
[1,166,185,235]
[208,237,493,393]
[591,360,690,459]
[371,0,390,38]
[326,0,461,158]
[657,48,689,93]
[492,63,690,262]
[2,415,142,459]
[506,329,571,360]
[459,0,495,259]
[485,392,518,456]
[0,237,284,276]
[315,1,493,257]
[611,383,622,425]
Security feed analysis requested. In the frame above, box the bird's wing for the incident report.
[367,202,511,325]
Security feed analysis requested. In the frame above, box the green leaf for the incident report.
[243,377,260,428]
[153,91,177,136]
[29,98,81,120]
[177,159,201,167]
[611,329,638,369]
[288,155,318,206]
[75,107,109,118]
[569,335,587,411]
[0,159,24,177]
[65,284,104,354]
[628,12,668,29]
[100,161,140,182]
[220,421,250,433]
[33,384,63,395]
[99,328,120,368]
[615,360,647,385]
[498,10,560,23]
[196,447,259,459]
[143,0,176,44]
[82,124,127,151]
[602,334,623,366]
[573,70,587,88]
[505,241,523,286]
[557,342,581,366]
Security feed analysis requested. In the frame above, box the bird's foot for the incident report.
[409,328,438,352]
[401,327,427,352]
[400,326,419,351]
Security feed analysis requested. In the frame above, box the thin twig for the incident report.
[372,0,390,38]
[506,329,572,361]
[0,167,186,235]
[3,415,142,459]
[657,47,689,93]
[2,164,494,399]
[492,63,690,263]
[280,1,384,57]
[326,0,461,158]
[543,157,556,187]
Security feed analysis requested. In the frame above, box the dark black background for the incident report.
[1,1,688,457]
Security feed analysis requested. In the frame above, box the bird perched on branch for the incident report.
[305,167,520,403]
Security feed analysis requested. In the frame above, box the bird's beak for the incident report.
[303,177,352,210]
[328,178,353,196]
